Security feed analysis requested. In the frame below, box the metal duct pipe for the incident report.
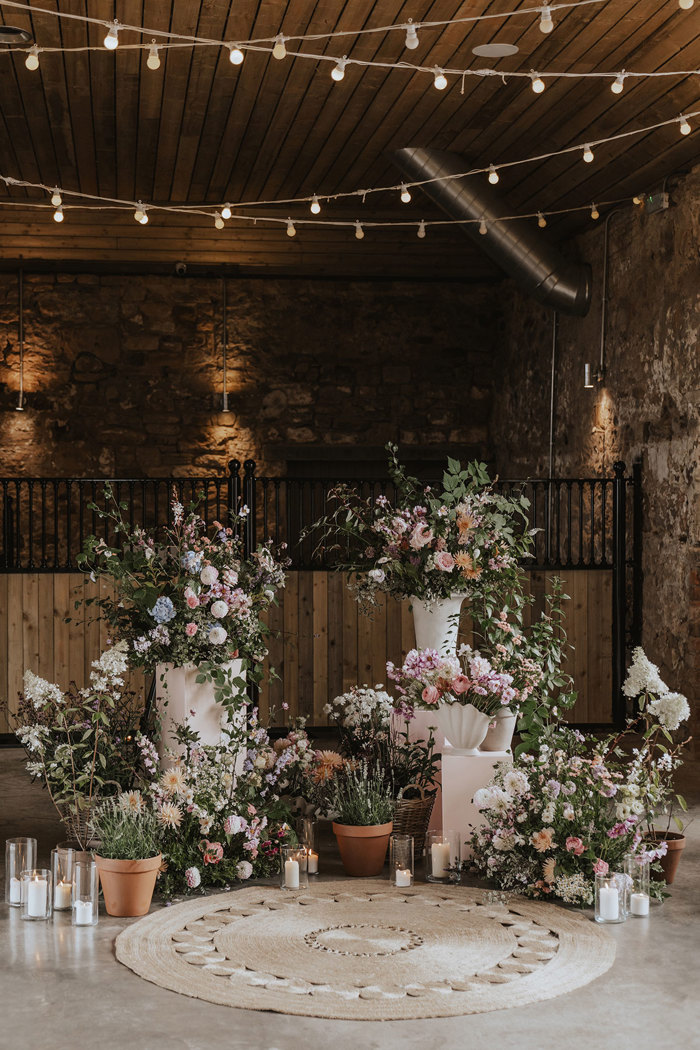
[394,147,591,316]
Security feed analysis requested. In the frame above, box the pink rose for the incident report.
[421,684,441,705]
[592,858,609,876]
[201,840,224,865]
[565,836,585,856]
[186,594,199,609]
[409,523,434,550]
[435,550,455,572]
[452,674,471,695]
[185,622,198,637]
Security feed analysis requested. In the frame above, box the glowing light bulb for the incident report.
[479,217,487,235]
[214,212,225,230]
[417,220,426,239]
[354,221,364,240]
[104,21,120,50]
[679,115,691,135]
[53,205,64,223]
[400,184,411,203]
[530,72,545,94]
[331,56,347,82]
[632,194,643,205]
[488,165,499,185]
[286,218,296,237]
[611,73,625,94]
[134,205,145,223]
[229,45,244,65]
[272,35,287,60]
[405,21,419,49]
[678,0,694,9]
[582,144,594,163]
[537,211,547,228]
[221,204,232,220]
[433,68,448,90]
[147,43,161,70]
[139,211,149,225]
[310,196,321,215]
[591,203,600,220]
[539,6,554,33]
[50,188,62,208]
[25,46,39,71]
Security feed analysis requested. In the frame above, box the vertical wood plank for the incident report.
[357,602,375,688]
[7,575,24,724]
[400,598,416,659]
[341,575,359,691]
[22,573,40,681]
[367,591,388,687]
[38,574,54,682]
[312,572,328,723]
[53,574,71,693]
[326,571,345,714]
[297,571,314,721]
[589,571,613,722]
[385,595,402,682]
[68,573,86,688]
[84,577,101,683]
[0,576,9,731]
[283,571,299,722]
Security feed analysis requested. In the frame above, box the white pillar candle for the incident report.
[27,877,48,917]
[54,881,72,910]
[307,850,319,875]
[395,868,412,887]
[73,900,93,926]
[598,884,619,921]
[9,877,22,904]
[431,842,451,878]
[284,859,299,889]
[630,892,649,916]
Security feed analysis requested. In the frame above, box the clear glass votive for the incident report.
[297,818,319,875]
[280,845,309,891]
[72,857,99,927]
[5,837,37,906]
[390,834,414,887]
[20,869,52,921]
[426,830,461,884]
[624,854,651,917]
[51,847,76,911]
[595,871,628,924]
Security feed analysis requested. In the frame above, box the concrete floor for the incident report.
[1,748,699,1050]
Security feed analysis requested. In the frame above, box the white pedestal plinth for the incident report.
[441,748,510,859]
[155,660,246,771]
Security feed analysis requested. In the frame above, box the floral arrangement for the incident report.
[309,445,533,609]
[387,646,517,718]
[77,486,289,709]
[12,643,144,848]
[323,685,393,756]
[468,648,690,905]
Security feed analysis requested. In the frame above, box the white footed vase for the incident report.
[155,659,246,771]
[410,594,465,656]
[434,702,491,755]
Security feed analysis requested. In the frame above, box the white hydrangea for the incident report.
[647,691,690,732]
[473,786,512,813]
[23,669,64,710]
[622,647,668,698]
[324,685,393,730]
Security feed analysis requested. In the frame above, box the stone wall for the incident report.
[491,168,700,744]
[0,275,498,478]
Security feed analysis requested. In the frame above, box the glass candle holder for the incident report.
[20,869,52,921]
[625,854,651,917]
[426,830,461,883]
[390,834,414,887]
[51,847,76,911]
[595,872,628,924]
[5,837,37,906]
[280,846,309,891]
[297,818,319,875]
[72,857,99,927]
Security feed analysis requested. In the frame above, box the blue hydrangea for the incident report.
[150,596,176,624]
[181,550,203,573]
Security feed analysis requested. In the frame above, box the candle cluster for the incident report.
[5,839,99,927]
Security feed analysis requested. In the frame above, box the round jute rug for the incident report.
[115,880,615,1020]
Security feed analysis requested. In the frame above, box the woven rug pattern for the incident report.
[115,880,615,1020]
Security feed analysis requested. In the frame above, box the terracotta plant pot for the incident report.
[646,831,686,884]
[332,822,393,877]
[94,853,162,916]
[481,707,518,752]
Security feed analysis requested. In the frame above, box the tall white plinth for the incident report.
[441,748,511,859]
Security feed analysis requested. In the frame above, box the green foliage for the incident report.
[92,798,161,860]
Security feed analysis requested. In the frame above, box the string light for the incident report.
[50,188,62,208]
[678,0,694,8]
[632,194,643,205]
[582,143,595,162]
[400,184,412,203]
[611,72,625,94]
[354,220,364,239]
[537,211,547,227]
[24,45,39,70]
[214,212,225,229]
[405,20,419,49]
[103,20,120,50]
[146,42,160,70]
[488,165,499,185]
[221,203,232,219]
[530,71,545,94]
[479,217,488,235]
[310,195,321,214]
[539,6,554,32]
[679,114,691,135]
[228,45,244,65]
[53,205,63,222]
[590,202,599,219]
[286,217,296,237]
[417,220,426,238]
[433,67,448,90]
[331,56,347,81]
[133,204,145,222]
[272,35,287,60]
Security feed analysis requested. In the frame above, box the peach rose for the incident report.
[452,675,471,695]
[421,684,441,705]
[409,523,434,550]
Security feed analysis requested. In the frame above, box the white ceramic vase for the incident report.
[434,702,491,755]
[481,706,518,752]
[410,594,465,656]
[155,659,246,771]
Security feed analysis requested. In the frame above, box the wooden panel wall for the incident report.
[0,570,612,734]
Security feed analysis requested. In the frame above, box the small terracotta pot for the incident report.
[94,853,162,916]
[646,831,686,884]
[481,707,518,752]
[332,822,393,877]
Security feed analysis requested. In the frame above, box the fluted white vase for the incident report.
[434,702,491,756]
[410,594,465,656]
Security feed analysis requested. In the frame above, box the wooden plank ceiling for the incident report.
[0,0,698,278]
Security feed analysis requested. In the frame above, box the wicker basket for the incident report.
[392,784,436,858]
[56,803,100,851]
